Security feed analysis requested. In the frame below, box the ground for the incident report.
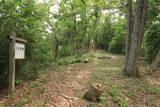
[0,50,160,107]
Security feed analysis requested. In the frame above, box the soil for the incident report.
[0,50,160,107]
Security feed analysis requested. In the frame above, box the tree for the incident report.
[123,0,132,74]
[0,0,53,88]
[150,51,160,72]
[123,0,149,76]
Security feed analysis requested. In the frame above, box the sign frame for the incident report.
[9,31,27,94]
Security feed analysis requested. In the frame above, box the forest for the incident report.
[0,0,160,107]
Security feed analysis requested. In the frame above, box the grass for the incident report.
[13,95,33,107]
[1,50,160,107]
[57,56,85,65]
[36,101,45,107]
[85,50,160,107]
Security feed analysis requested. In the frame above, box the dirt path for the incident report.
[0,51,108,107]
[1,51,160,107]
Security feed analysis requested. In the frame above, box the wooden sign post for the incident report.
[9,32,27,94]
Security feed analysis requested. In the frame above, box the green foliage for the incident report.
[109,88,128,107]
[111,95,128,107]
[110,88,121,96]
[148,0,160,24]
[144,24,160,63]
[36,101,45,107]
[0,0,53,87]
[0,0,158,93]
[14,95,33,106]
[109,35,125,54]
[27,81,39,87]
[143,0,160,63]
[57,56,85,65]
[15,79,23,85]
[99,96,106,102]
[147,85,160,94]
[0,0,126,89]
[109,19,126,54]
[59,46,72,57]
[98,96,107,107]
[95,18,114,50]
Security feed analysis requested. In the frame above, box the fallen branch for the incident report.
[61,94,79,100]
[60,94,79,107]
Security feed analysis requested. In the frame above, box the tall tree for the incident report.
[123,0,132,75]
[124,0,149,76]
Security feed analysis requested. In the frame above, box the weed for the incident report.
[147,85,160,94]
[36,101,45,107]
[27,81,39,87]
[99,96,106,102]
[98,96,107,107]
[98,103,106,107]
[110,88,121,96]
[112,96,128,107]
[86,104,98,107]
[146,96,158,106]
[16,98,27,106]
[57,56,85,65]
[36,87,44,94]
[125,89,137,98]
[39,78,47,83]
[15,79,22,85]
[119,99,128,107]
[27,95,33,102]
[109,88,128,107]
[90,54,96,58]
[132,99,141,105]
[14,95,33,106]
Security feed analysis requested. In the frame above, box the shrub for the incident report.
[144,24,160,63]
[109,35,125,54]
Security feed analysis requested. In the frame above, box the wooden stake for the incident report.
[9,32,16,94]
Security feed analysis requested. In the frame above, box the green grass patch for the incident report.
[146,96,160,107]
[147,85,160,95]
[36,101,45,107]
[27,81,39,87]
[57,56,85,65]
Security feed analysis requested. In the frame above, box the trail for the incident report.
[1,51,160,107]
[0,51,109,107]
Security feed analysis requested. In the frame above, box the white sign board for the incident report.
[15,42,25,59]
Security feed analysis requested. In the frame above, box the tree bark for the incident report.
[54,36,59,61]
[123,0,132,75]
[150,51,160,72]
[124,0,148,76]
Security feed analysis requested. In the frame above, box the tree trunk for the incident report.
[123,0,132,74]
[125,0,148,76]
[150,51,160,72]
[54,36,59,61]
